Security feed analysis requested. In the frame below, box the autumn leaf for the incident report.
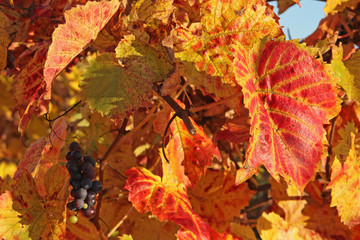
[166,114,221,186]
[277,0,300,14]
[188,169,255,232]
[81,53,154,119]
[0,10,11,71]
[125,167,221,240]
[345,49,360,103]
[0,165,69,240]
[44,0,121,100]
[328,122,360,227]
[233,39,341,192]
[115,34,173,83]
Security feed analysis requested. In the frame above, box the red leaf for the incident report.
[125,167,221,240]
[233,40,341,191]
[43,0,121,99]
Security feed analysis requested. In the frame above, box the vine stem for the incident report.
[92,104,157,231]
[106,206,133,238]
[326,116,338,180]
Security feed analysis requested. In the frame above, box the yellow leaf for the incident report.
[328,122,360,227]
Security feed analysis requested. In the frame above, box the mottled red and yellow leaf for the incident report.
[234,40,341,192]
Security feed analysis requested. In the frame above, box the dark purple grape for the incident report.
[90,180,102,193]
[84,169,96,179]
[75,188,87,200]
[71,189,77,198]
[81,162,93,173]
[70,173,82,181]
[70,180,81,190]
[84,156,96,166]
[87,191,96,200]
[81,178,93,190]
[85,198,96,207]
[71,151,83,164]
[66,161,80,174]
[66,151,72,161]
[74,198,84,209]
[82,206,96,218]
[69,141,81,151]
[67,201,77,211]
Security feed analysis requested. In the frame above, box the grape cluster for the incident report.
[66,142,102,219]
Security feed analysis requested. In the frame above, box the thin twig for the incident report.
[191,91,243,113]
[244,199,272,213]
[43,100,82,148]
[105,163,127,180]
[106,206,133,238]
[326,116,338,180]
[162,113,178,163]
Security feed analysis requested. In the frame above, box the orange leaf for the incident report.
[233,40,341,192]
[167,114,221,187]
[43,0,121,100]
[125,167,221,240]
[188,169,255,231]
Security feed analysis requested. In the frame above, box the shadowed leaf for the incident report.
[188,169,255,232]
[81,53,153,119]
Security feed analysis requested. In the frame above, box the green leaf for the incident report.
[81,53,153,119]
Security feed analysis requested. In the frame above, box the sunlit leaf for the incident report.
[328,122,360,227]
[188,169,255,232]
[44,0,121,99]
[233,39,341,192]
[125,167,221,240]
[330,45,360,102]
[323,0,359,15]
[81,53,153,119]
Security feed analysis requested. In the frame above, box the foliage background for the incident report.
[1,0,360,239]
